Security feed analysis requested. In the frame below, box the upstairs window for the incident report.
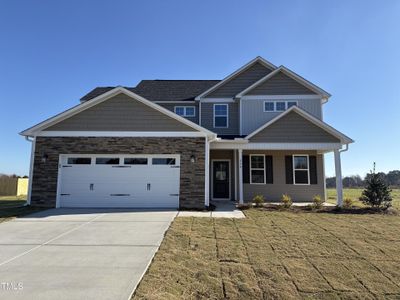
[264,101,298,112]
[174,106,195,117]
[214,104,228,128]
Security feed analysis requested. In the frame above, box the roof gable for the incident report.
[237,66,331,98]
[246,106,353,144]
[196,57,276,99]
[21,87,216,137]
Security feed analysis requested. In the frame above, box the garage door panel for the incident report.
[59,155,180,208]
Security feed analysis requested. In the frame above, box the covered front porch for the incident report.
[206,141,347,207]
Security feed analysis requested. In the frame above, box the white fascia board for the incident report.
[153,101,196,104]
[20,87,216,138]
[235,66,331,98]
[36,131,207,137]
[210,142,342,150]
[200,98,235,103]
[241,95,321,100]
[244,106,354,144]
[195,56,277,100]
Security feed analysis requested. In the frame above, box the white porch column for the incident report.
[234,150,238,201]
[334,149,343,207]
[238,149,244,204]
[204,139,210,207]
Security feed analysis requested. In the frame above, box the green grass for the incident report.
[0,195,42,222]
[327,188,400,209]
[133,209,400,299]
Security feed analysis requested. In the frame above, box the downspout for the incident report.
[339,143,349,153]
[25,136,36,206]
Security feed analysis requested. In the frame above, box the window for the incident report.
[276,102,286,111]
[293,155,309,185]
[174,106,195,117]
[96,158,120,165]
[152,158,176,165]
[214,104,228,128]
[250,155,265,184]
[263,101,298,112]
[264,102,274,112]
[67,157,91,164]
[124,158,148,165]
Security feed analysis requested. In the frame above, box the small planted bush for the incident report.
[343,197,353,209]
[252,195,265,207]
[280,194,292,209]
[312,194,324,209]
[360,163,392,209]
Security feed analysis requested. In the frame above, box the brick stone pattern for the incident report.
[31,137,206,209]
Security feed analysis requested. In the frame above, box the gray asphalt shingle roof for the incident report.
[80,80,220,102]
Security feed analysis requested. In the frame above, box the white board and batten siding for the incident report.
[57,154,180,208]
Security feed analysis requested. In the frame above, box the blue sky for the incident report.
[0,0,399,177]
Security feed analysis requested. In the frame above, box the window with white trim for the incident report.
[250,155,265,184]
[214,104,228,128]
[174,106,195,117]
[263,101,298,112]
[293,155,309,185]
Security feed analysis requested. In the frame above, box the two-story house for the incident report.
[21,57,353,209]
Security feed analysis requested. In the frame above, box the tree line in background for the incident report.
[326,170,400,188]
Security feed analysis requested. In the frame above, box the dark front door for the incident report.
[213,161,230,199]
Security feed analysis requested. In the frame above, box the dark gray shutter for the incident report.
[285,156,293,184]
[265,155,273,184]
[243,155,249,184]
[309,155,318,184]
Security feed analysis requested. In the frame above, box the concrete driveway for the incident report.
[0,208,177,300]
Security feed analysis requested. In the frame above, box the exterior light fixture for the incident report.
[190,155,196,163]
[41,153,48,163]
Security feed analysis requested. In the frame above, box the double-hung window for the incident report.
[174,106,195,117]
[250,155,265,184]
[293,155,310,185]
[214,104,228,128]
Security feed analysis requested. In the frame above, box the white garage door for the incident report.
[57,154,180,208]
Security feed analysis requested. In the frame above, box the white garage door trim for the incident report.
[56,154,181,208]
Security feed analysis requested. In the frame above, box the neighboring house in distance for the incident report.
[20,56,353,209]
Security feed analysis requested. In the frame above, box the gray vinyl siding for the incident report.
[249,111,340,143]
[243,151,325,202]
[207,62,273,98]
[246,72,317,95]
[200,102,239,135]
[210,150,235,200]
[157,102,199,124]
[44,93,196,132]
[241,98,322,134]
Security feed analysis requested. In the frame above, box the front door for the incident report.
[212,160,230,199]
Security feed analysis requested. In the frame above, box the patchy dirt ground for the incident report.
[133,209,400,299]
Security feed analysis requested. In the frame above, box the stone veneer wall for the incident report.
[31,137,206,209]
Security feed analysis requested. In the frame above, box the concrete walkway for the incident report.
[177,201,245,218]
[0,208,177,300]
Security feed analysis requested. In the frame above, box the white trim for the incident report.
[244,106,354,144]
[35,131,206,137]
[334,149,343,207]
[293,154,310,185]
[200,98,235,103]
[26,137,36,205]
[20,87,216,138]
[263,100,298,112]
[322,153,327,202]
[234,150,237,201]
[205,138,210,207]
[195,56,276,100]
[210,141,342,150]
[153,101,196,104]
[238,149,243,204]
[239,98,243,135]
[213,103,229,128]
[236,66,331,98]
[249,154,266,184]
[199,101,202,126]
[241,95,321,100]
[55,154,63,208]
[211,159,231,201]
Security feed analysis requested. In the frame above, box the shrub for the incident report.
[312,194,324,209]
[252,195,265,207]
[280,194,292,209]
[343,197,353,209]
[360,163,392,209]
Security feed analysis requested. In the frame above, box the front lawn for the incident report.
[327,188,400,209]
[133,209,400,299]
[0,195,42,222]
